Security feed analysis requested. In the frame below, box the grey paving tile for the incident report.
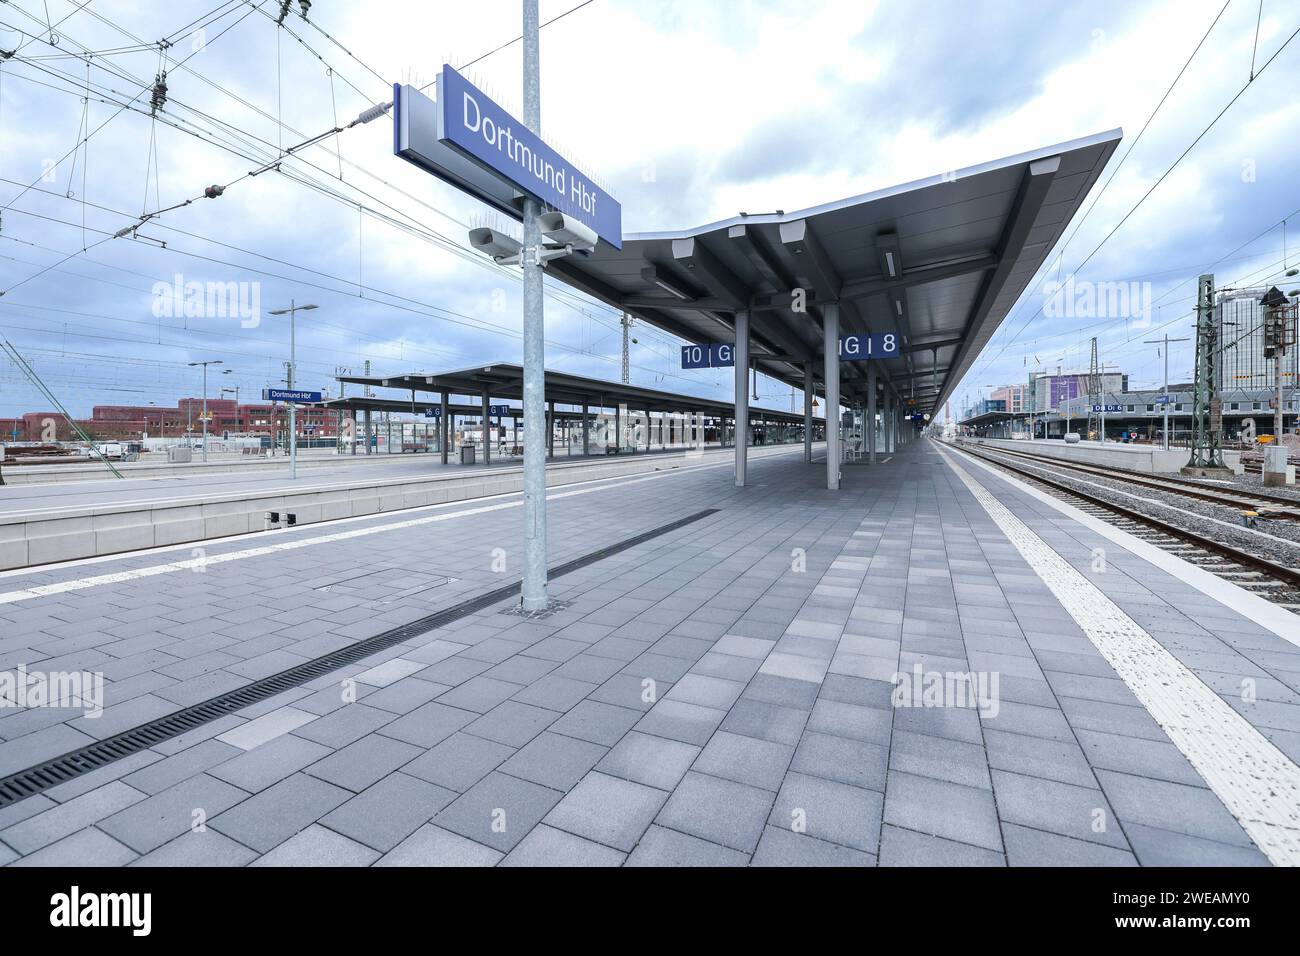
[501,823,626,866]
[291,703,395,748]
[752,825,875,866]
[544,772,666,852]
[498,731,607,791]
[983,728,1096,788]
[1001,822,1138,867]
[401,732,515,792]
[98,774,247,855]
[790,731,887,792]
[878,824,1005,866]
[1094,769,1254,848]
[210,773,351,853]
[625,824,749,866]
[464,700,559,748]
[882,770,1002,851]
[252,824,380,866]
[769,771,883,855]
[433,771,563,853]
[379,700,477,748]
[596,731,699,791]
[3,781,145,855]
[122,739,243,795]
[8,827,137,867]
[693,731,794,792]
[375,824,502,867]
[635,699,726,746]
[305,734,423,793]
[887,729,990,790]
[720,698,809,746]
[207,733,332,793]
[990,769,1128,850]
[655,771,773,854]
[1121,821,1270,867]
[548,700,642,746]
[131,828,258,867]
[321,772,456,853]
[805,698,892,745]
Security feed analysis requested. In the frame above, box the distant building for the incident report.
[989,384,1026,414]
[1216,287,1300,392]
[0,398,340,443]
[1028,371,1126,414]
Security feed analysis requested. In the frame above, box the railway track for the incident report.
[960,441,1300,519]
[943,441,1300,612]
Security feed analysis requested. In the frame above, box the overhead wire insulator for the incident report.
[149,71,168,115]
[204,184,224,199]
[276,0,293,25]
[298,0,312,19]
[348,102,392,127]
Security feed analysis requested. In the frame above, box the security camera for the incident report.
[468,228,523,260]
[538,211,597,251]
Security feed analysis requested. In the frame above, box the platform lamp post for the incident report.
[268,302,318,479]
[188,360,223,462]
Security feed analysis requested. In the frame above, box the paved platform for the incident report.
[1,438,1298,866]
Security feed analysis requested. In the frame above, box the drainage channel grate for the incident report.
[0,508,720,809]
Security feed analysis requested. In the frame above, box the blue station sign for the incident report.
[393,67,622,249]
[1092,404,1124,413]
[423,407,443,418]
[681,343,735,369]
[839,334,900,359]
[263,388,322,403]
[490,405,513,417]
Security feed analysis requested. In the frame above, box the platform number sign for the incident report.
[681,343,735,369]
[1092,404,1124,413]
[838,334,899,359]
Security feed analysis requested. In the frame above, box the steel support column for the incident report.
[824,302,840,490]
[867,363,877,464]
[734,310,750,487]
[803,362,814,462]
[440,391,449,465]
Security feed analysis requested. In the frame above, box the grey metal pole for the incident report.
[803,362,813,463]
[548,401,555,458]
[441,391,449,465]
[520,0,547,611]
[823,303,840,490]
[582,403,589,455]
[482,390,491,465]
[867,361,877,464]
[201,363,209,463]
[288,302,298,479]
[734,310,750,487]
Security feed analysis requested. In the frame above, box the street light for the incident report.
[187,360,223,462]
[268,302,318,479]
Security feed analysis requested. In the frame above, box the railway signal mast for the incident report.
[1260,286,1297,485]
[1183,274,1232,477]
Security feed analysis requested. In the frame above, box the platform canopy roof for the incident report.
[335,363,824,425]
[540,129,1120,417]
[957,410,1026,427]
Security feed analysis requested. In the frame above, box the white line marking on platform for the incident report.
[937,444,1300,866]
[0,454,742,607]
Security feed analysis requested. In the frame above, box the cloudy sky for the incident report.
[0,0,1297,421]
